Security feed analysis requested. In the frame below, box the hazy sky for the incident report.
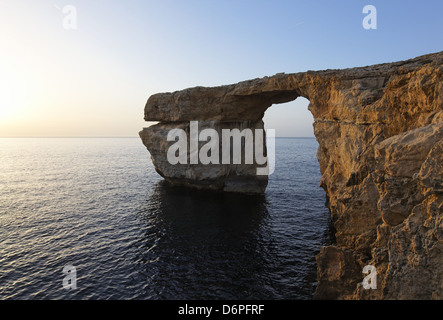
[0,0,442,137]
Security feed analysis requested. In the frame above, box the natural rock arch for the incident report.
[140,52,443,299]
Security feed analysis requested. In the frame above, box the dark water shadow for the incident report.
[135,181,275,300]
[133,169,336,300]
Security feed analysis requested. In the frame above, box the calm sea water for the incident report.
[0,137,333,300]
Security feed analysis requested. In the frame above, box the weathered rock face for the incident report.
[140,120,268,194]
[140,51,443,299]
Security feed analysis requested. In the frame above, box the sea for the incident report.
[0,137,334,300]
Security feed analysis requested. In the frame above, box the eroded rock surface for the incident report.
[140,51,443,299]
[140,120,268,194]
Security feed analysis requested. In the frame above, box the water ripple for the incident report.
[0,138,333,300]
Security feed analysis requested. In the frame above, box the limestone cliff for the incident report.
[140,51,443,300]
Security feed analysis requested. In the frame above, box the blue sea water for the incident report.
[0,137,333,300]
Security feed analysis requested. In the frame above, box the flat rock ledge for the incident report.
[140,51,443,300]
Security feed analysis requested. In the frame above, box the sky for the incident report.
[0,0,442,137]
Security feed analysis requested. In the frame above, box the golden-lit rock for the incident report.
[140,51,443,299]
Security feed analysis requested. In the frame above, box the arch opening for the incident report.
[261,96,335,298]
[263,97,313,138]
